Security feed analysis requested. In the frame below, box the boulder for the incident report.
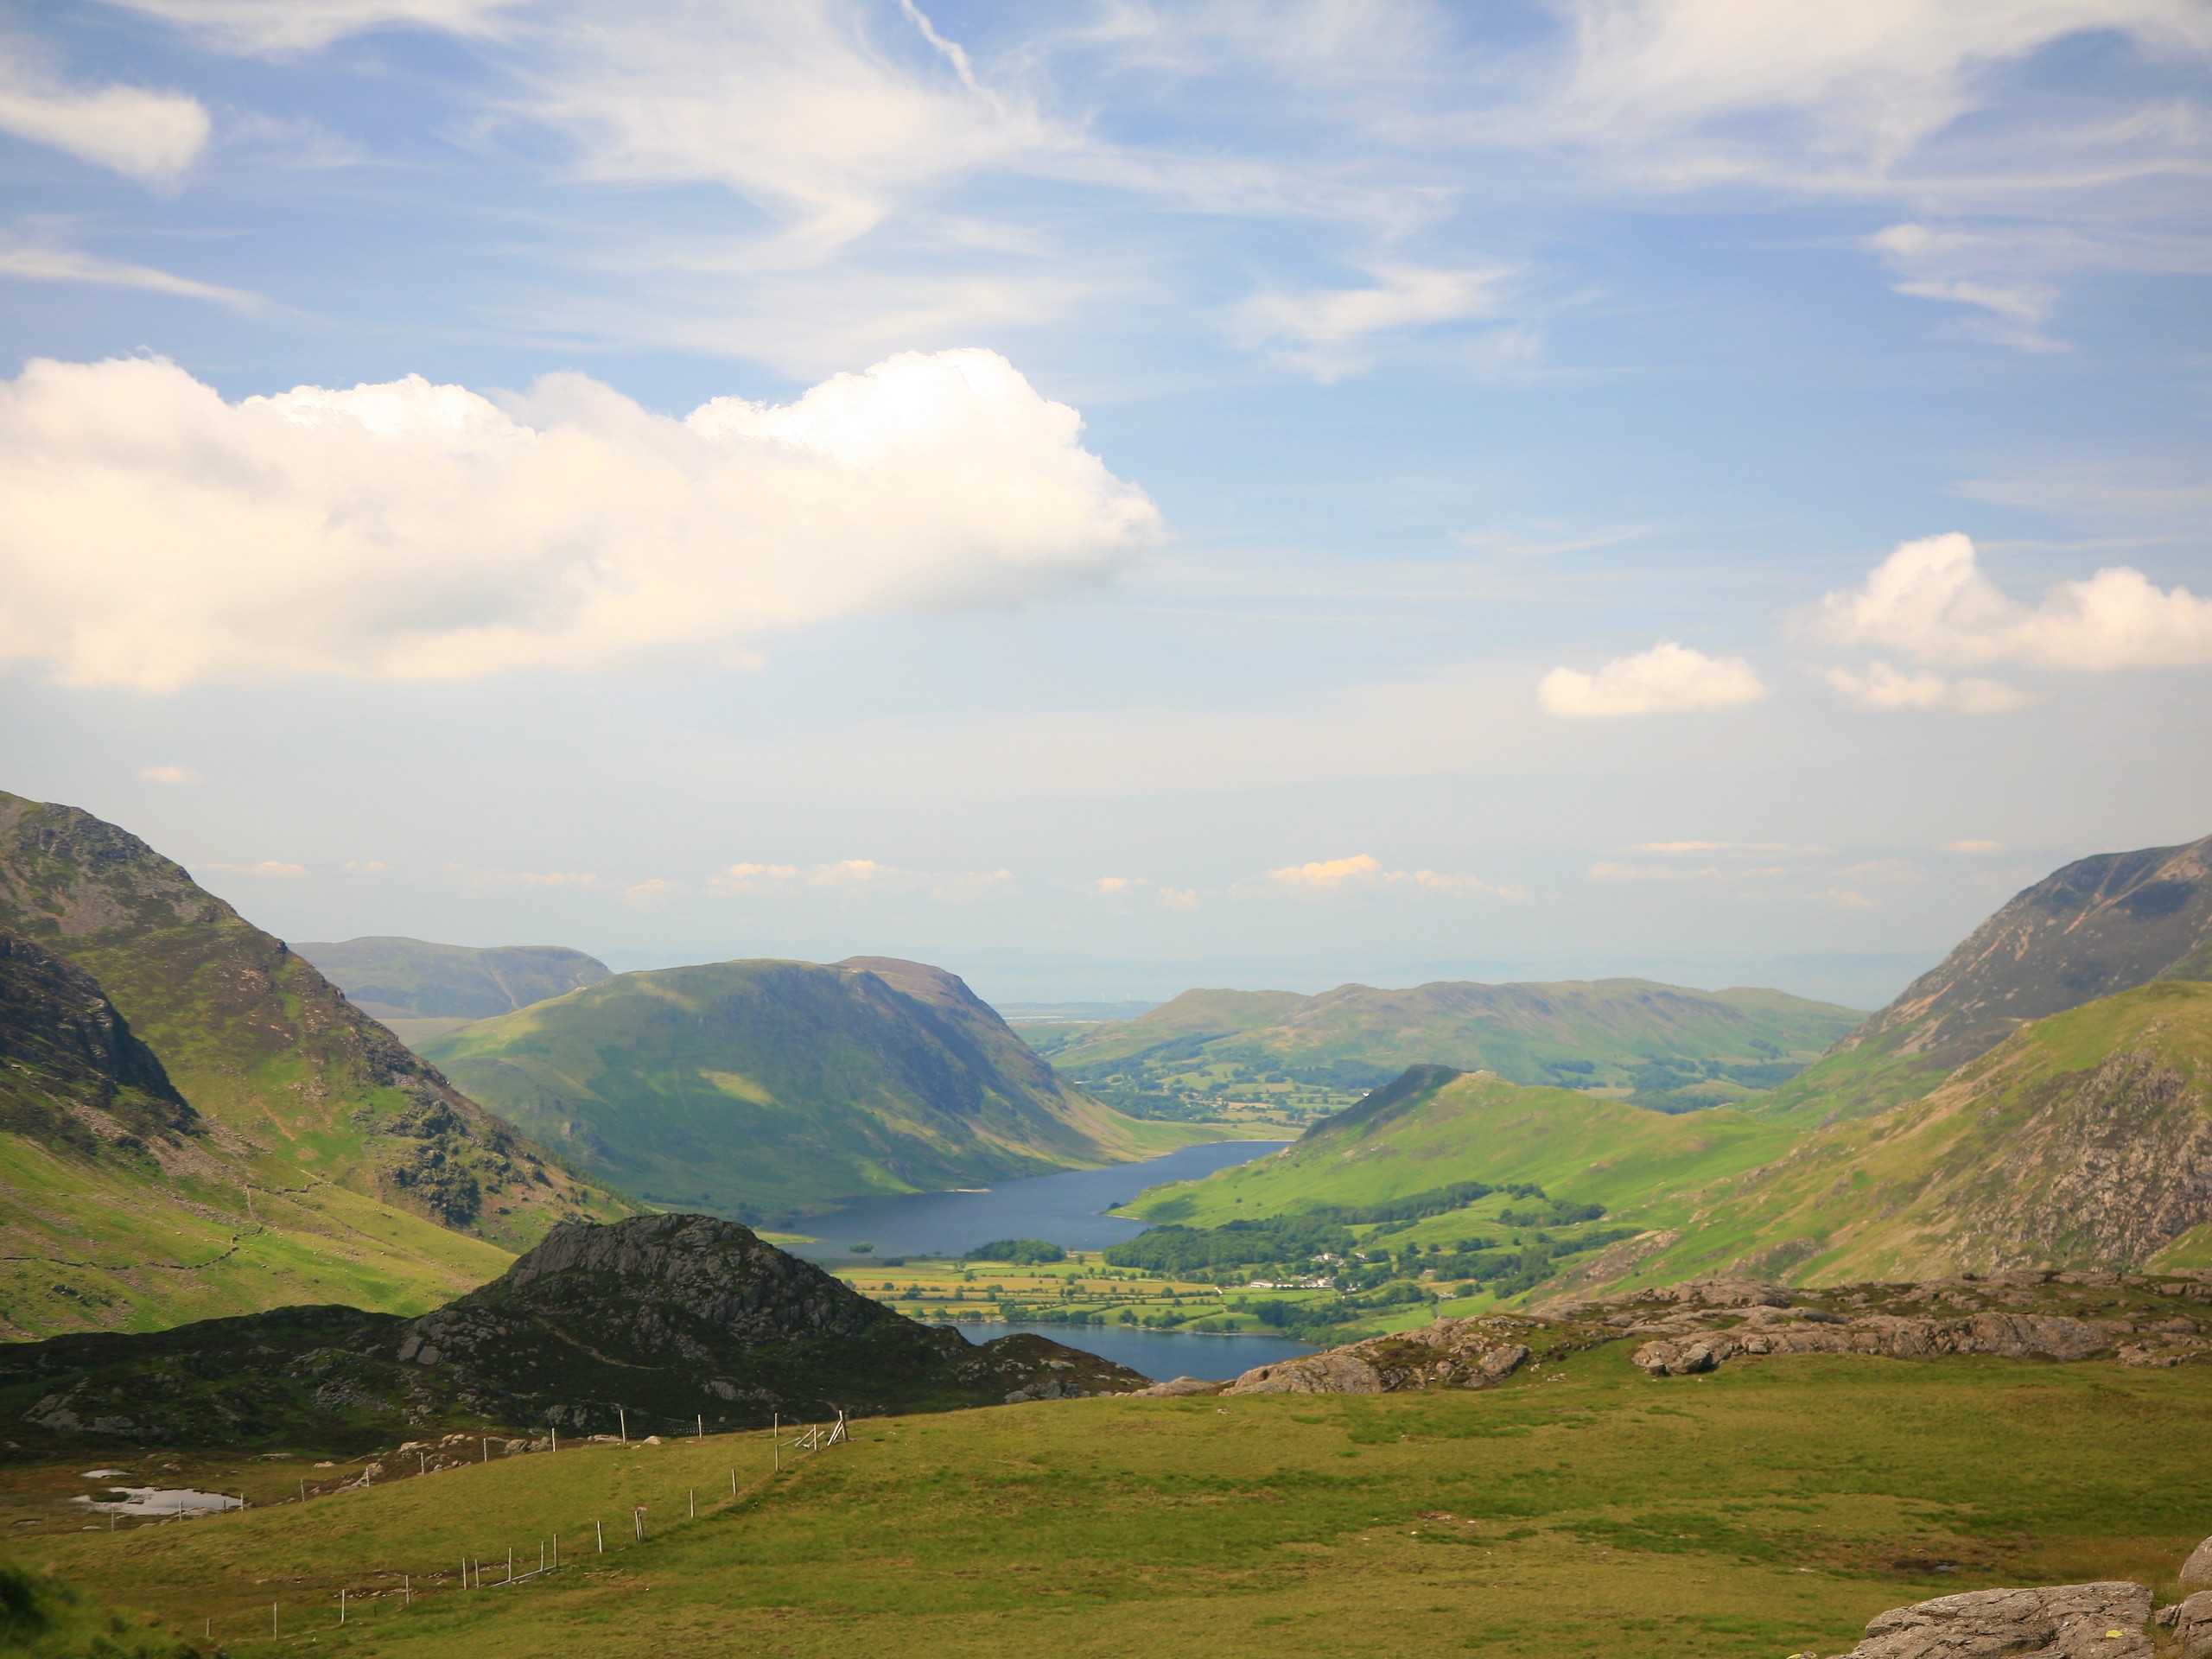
[1128,1376,1225,1398]
[1631,1337,1728,1376]
[2182,1536,2212,1590]
[1224,1351,1385,1395]
[1840,1582,2150,1659]
[2164,1590,2212,1656]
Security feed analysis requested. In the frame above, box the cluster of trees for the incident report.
[960,1237,1067,1265]
[1103,1215,1356,1275]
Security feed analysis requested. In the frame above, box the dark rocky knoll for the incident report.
[1769,831,2212,1119]
[1144,1269,2212,1397]
[0,1214,1146,1452]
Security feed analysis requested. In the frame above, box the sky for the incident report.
[2,0,2209,1010]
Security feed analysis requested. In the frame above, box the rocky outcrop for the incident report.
[1838,1582,2151,1659]
[1205,1268,2212,1398]
[1223,1318,1535,1396]
[1566,1270,2212,1380]
[1631,1310,2108,1376]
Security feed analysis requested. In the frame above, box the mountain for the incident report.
[291,935,610,1034]
[1555,978,2212,1292]
[1127,1064,1792,1237]
[0,1214,1147,1453]
[1761,832,2212,1122]
[0,790,632,1338]
[1043,978,1864,1115]
[416,956,1208,1220]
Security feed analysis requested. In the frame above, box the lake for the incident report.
[785,1140,1286,1262]
[938,1320,1315,1382]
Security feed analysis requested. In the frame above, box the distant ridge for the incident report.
[294,936,611,1021]
[1042,977,1863,1115]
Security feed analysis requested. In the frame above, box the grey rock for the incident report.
[1128,1376,1225,1398]
[2169,1590,2212,1655]
[1841,1581,2150,1659]
[2182,1536,2212,1589]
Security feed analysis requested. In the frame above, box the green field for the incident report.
[7,1348,2208,1659]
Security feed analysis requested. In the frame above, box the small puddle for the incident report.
[73,1487,244,1516]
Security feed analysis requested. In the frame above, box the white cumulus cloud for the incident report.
[1538,639,1765,718]
[1807,531,2212,671]
[0,51,209,184]
[1821,660,2032,715]
[0,349,1159,690]
[138,763,198,784]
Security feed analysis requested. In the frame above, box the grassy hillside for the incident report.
[293,935,611,1020]
[7,1348,2210,1659]
[1043,978,1863,1124]
[0,790,631,1336]
[420,957,1218,1221]
[1128,1067,1792,1226]
[1758,830,2212,1124]
[1554,979,2212,1293]
[1118,1067,1796,1312]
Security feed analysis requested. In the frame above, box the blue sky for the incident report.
[3,1,2209,1007]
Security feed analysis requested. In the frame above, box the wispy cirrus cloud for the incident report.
[1264,852,1522,898]
[0,238,261,309]
[0,46,208,184]
[708,858,1014,901]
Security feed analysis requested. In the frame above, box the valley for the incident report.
[6,801,2212,1659]
[7,1337,2210,1659]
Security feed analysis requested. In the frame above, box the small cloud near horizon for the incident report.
[1539,641,1765,718]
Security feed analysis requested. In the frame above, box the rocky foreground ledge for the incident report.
[1135,1268,2212,1398]
[1810,1534,2212,1659]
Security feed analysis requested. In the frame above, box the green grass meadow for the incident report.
[9,1346,2208,1658]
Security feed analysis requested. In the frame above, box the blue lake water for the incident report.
[940,1320,1315,1382]
[785,1140,1286,1262]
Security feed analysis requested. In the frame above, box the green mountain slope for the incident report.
[292,936,610,1020]
[417,956,1216,1220]
[1759,830,2212,1123]
[1126,1065,1793,1236]
[0,923,518,1339]
[0,791,632,1338]
[1558,979,2212,1291]
[1046,977,1864,1116]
